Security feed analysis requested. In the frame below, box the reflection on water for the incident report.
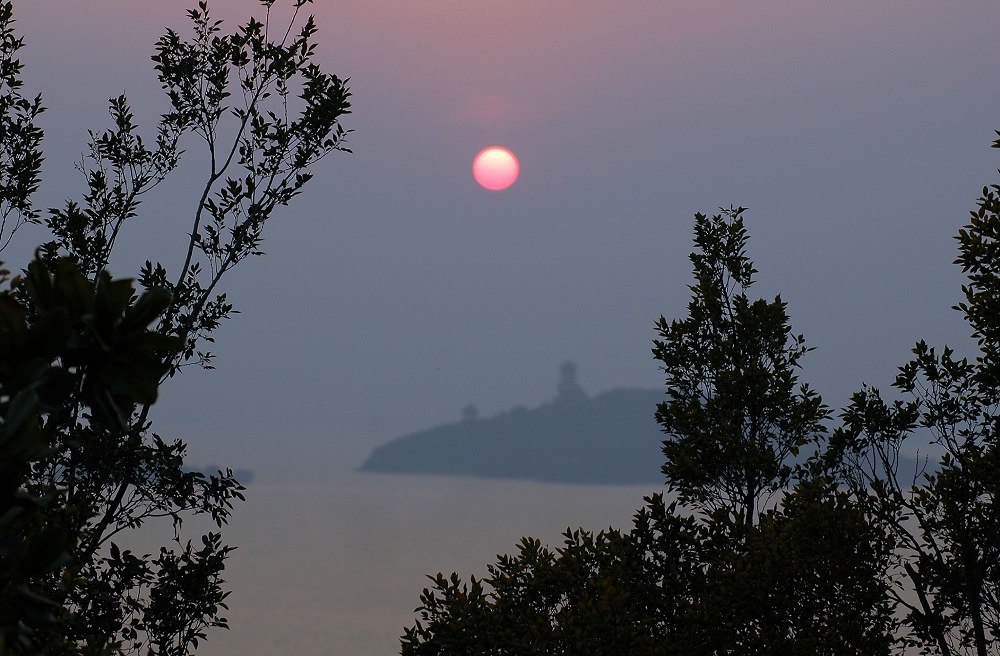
[153,471,664,655]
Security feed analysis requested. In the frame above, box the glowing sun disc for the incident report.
[473,146,519,191]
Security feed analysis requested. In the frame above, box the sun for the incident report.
[473,146,519,191]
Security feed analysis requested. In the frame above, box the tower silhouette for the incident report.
[555,361,587,404]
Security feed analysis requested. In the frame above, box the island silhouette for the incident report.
[358,363,665,485]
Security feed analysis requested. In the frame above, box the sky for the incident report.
[6,0,1000,481]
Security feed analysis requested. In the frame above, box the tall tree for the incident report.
[829,135,1000,656]
[653,207,892,654]
[0,1,351,654]
[652,206,828,528]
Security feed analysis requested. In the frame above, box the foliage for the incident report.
[0,1,42,252]
[401,494,707,656]
[695,479,895,655]
[0,257,182,655]
[401,481,893,656]
[401,208,894,655]
[648,207,892,653]
[827,132,1000,656]
[0,0,350,654]
[652,206,828,528]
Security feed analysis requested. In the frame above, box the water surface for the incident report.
[167,471,664,655]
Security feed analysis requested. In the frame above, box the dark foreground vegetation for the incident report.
[2,0,999,653]
[0,1,350,653]
[402,167,1000,654]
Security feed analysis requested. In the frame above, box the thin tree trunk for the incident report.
[905,562,951,656]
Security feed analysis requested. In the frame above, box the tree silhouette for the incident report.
[0,1,351,653]
[828,139,1000,656]
[400,208,894,655]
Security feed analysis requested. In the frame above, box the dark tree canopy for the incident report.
[401,494,708,656]
[0,1,351,654]
[827,133,1000,656]
[400,207,894,656]
[653,207,828,528]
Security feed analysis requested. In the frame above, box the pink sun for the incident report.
[473,146,519,191]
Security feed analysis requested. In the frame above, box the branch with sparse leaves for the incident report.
[0,1,350,654]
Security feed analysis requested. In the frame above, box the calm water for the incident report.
[152,471,664,656]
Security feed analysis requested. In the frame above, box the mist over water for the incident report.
[141,468,664,655]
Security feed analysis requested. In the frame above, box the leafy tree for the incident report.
[652,207,828,528]
[692,479,895,655]
[0,1,41,253]
[828,134,1000,656]
[648,208,893,654]
[0,257,182,655]
[401,208,894,655]
[401,494,708,656]
[0,1,351,654]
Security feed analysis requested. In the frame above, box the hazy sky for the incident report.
[7,0,1000,480]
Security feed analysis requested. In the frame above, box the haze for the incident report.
[7,0,999,482]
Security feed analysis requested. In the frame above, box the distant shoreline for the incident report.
[359,381,666,485]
